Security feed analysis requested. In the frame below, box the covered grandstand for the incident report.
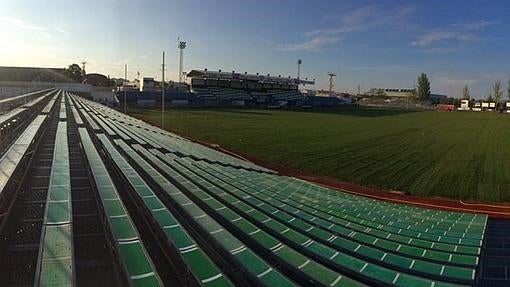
[188,69,312,106]
[115,69,352,108]
[0,89,508,286]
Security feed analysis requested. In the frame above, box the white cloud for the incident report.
[0,16,45,31]
[56,26,70,35]
[411,31,473,47]
[340,5,379,27]
[421,47,458,54]
[451,20,499,31]
[411,20,498,48]
[396,4,417,17]
[348,65,412,72]
[276,4,415,53]
[275,35,344,52]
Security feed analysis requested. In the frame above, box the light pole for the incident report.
[178,39,186,82]
[297,59,302,85]
[124,64,127,113]
[161,51,165,130]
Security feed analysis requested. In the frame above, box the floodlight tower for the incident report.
[328,72,337,94]
[178,38,187,82]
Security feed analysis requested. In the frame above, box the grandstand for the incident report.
[188,69,313,105]
[115,69,352,108]
[191,86,252,101]
[0,88,508,287]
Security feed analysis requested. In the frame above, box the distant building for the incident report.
[472,101,482,112]
[371,88,447,102]
[117,79,139,92]
[82,73,109,86]
[111,78,128,86]
[316,89,335,97]
[165,80,189,92]
[429,94,447,103]
[140,77,156,92]
[474,101,497,111]
[458,99,470,111]
[505,102,510,113]
[302,89,317,96]
[382,88,415,98]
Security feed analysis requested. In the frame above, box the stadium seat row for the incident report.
[160,153,473,285]
[187,159,477,280]
[214,166,483,254]
[97,134,234,286]
[71,94,487,286]
[36,120,74,286]
[78,127,162,287]
[72,97,360,286]
[0,115,47,197]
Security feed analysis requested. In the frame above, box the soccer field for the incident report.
[130,108,510,203]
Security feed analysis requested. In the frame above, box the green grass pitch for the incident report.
[130,108,510,203]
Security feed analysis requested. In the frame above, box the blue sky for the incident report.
[0,0,509,98]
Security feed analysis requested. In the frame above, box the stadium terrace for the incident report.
[0,88,508,286]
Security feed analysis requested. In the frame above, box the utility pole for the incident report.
[161,51,165,130]
[124,64,127,113]
[297,59,302,85]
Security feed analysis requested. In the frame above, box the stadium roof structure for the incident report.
[187,69,315,85]
[0,89,508,286]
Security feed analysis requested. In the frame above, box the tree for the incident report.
[64,63,84,83]
[461,85,470,100]
[416,73,431,100]
[493,79,502,105]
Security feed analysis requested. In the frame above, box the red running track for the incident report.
[215,144,510,219]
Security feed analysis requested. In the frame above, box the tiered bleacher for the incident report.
[0,115,47,203]
[71,95,489,286]
[79,123,162,286]
[0,88,504,286]
[188,69,309,104]
[192,87,252,101]
[0,88,54,111]
[0,89,56,154]
[35,119,74,286]
[267,89,304,101]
